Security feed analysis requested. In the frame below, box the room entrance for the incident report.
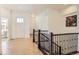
[1,17,8,40]
[0,17,9,54]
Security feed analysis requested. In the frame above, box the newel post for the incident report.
[33,29,35,42]
[38,30,41,49]
[49,32,53,55]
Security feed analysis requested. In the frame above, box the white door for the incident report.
[0,17,8,40]
[16,17,25,38]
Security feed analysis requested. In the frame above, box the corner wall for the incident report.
[48,5,77,34]
[36,10,48,30]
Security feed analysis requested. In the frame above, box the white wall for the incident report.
[62,5,77,33]
[0,7,1,37]
[48,5,77,34]
[77,5,79,51]
[0,6,1,35]
[36,10,48,30]
[0,21,1,53]
[30,15,37,34]
[48,9,64,34]
[36,5,77,34]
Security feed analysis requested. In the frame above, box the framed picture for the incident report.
[66,15,77,27]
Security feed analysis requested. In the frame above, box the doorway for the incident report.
[1,17,8,40]
[0,17,9,54]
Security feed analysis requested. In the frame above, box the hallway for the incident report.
[0,4,79,55]
[2,38,43,55]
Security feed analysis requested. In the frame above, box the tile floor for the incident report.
[2,38,43,55]
[0,38,79,55]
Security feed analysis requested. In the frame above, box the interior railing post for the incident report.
[38,30,41,49]
[59,46,61,55]
[50,32,53,55]
[33,29,35,42]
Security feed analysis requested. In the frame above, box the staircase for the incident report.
[33,29,78,55]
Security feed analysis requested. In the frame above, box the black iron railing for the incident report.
[39,30,50,54]
[33,29,78,55]
[33,29,61,55]
[53,33,78,54]
[50,33,61,55]
[39,32,61,55]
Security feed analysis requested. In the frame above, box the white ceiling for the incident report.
[1,4,73,15]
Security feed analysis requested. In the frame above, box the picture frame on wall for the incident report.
[66,15,77,27]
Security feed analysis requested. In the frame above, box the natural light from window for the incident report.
[17,17,24,23]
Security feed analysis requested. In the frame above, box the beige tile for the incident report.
[2,38,43,55]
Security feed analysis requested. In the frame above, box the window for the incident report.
[17,17,24,23]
